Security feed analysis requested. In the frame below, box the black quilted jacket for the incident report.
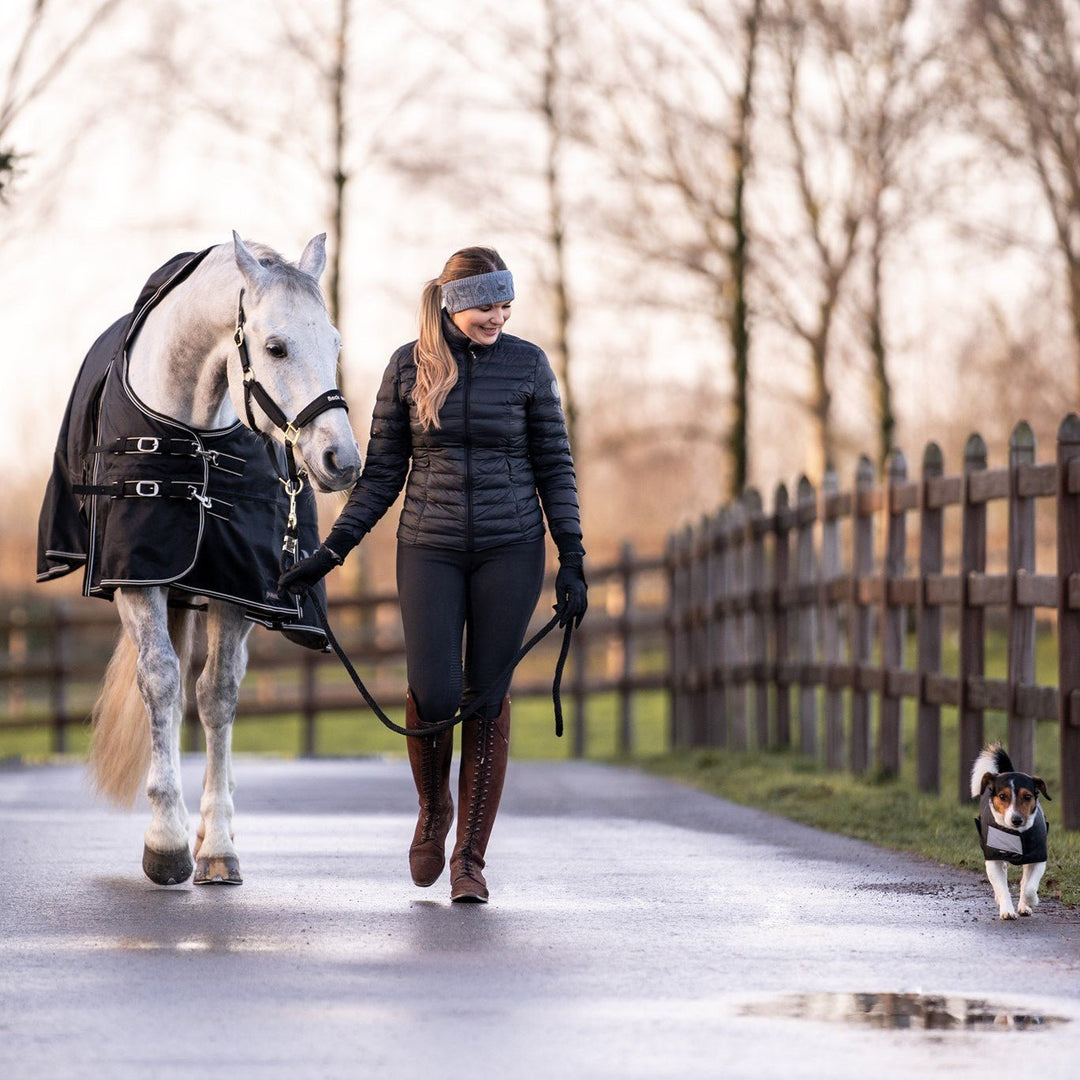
[326,314,583,556]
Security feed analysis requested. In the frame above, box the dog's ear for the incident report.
[979,772,996,795]
[1034,777,1051,801]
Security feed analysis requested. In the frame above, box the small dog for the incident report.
[970,743,1050,919]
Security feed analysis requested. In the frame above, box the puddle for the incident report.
[742,993,1069,1032]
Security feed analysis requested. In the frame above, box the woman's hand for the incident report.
[278,545,342,595]
[554,554,588,627]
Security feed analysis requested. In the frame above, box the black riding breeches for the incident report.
[396,539,546,725]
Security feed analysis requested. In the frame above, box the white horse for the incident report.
[89,233,360,886]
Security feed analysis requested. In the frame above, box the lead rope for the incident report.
[305,589,574,738]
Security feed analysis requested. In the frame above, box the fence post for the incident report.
[668,525,693,749]
[959,433,988,803]
[689,515,711,746]
[1007,421,1037,773]
[706,512,727,746]
[49,601,70,754]
[821,469,844,769]
[617,540,636,756]
[916,442,945,793]
[8,605,27,720]
[665,531,677,749]
[572,619,589,758]
[795,475,818,758]
[301,649,318,757]
[744,489,770,749]
[1057,415,1080,829]
[773,483,792,748]
[850,456,876,774]
[727,501,748,750]
[879,449,908,778]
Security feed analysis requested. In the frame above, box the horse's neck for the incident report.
[126,248,240,430]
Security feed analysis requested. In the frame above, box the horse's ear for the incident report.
[233,231,268,290]
[298,233,327,282]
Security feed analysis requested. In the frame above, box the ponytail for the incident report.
[413,279,458,430]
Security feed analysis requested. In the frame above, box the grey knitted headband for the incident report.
[441,270,515,314]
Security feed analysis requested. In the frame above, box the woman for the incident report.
[280,247,587,903]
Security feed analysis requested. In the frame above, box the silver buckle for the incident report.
[134,437,160,453]
[134,481,160,497]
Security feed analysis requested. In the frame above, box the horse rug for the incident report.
[36,249,330,649]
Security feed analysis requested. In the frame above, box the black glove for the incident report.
[278,544,342,595]
[554,552,588,628]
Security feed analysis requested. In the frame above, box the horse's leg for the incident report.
[193,600,251,885]
[116,587,194,885]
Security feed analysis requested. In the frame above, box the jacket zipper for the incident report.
[464,347,475,550]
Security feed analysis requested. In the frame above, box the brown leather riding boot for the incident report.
[405,691,454,887]
[450,695,511,903]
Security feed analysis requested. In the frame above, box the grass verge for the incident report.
[642,745,1080,908]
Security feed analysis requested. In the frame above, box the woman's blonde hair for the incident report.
[414,247,508,430]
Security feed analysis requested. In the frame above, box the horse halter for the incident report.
[233,288,349,561]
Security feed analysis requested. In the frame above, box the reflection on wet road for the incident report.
[2,757,1079,1079]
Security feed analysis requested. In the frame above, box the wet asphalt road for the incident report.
[2,756,1080,1079]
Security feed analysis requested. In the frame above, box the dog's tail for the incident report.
[969,742,1013,798]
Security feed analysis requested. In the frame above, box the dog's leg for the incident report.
[985,860,1016,919]
[1017,862,1045,916]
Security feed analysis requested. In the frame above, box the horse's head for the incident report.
[228,233,361,492]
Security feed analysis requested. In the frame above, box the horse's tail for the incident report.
[88,608,196,808]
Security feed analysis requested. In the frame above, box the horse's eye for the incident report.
[265,340,288,359]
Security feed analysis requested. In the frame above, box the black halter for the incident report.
[233,288,349,562]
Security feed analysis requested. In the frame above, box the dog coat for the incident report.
[36,249,329,650]
[975,791,1049,864]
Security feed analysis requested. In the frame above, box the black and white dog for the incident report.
[970,743,1050,920]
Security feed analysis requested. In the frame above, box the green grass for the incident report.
[0,688,670,762]
[239,688,671,759]
[642,742,1080,907]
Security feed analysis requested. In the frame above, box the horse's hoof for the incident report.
[194,855,243,885]
[142,844,194,886]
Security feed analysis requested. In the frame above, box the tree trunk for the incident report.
[542,0,577,454]
[868,215,895,468]
[726,0,763,498]
[328,0,350,390]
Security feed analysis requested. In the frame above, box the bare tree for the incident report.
[752,2,865,477]
[961,0,1080,393]
[589,0,765,496]
[806,0,950,467]
[538,0,579,451]
[0,0,125,206]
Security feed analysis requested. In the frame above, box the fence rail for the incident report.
[1,546,670,759]
[6,414,1080,830]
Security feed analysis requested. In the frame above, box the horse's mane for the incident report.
[241,241,326,306]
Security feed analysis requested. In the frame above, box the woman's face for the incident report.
[452,302,512,346]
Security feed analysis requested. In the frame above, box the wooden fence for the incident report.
[668,415,1080,830]
[6,414,1080,831]
[0,545,669,759]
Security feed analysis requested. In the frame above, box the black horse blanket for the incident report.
[37,249,329,649]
